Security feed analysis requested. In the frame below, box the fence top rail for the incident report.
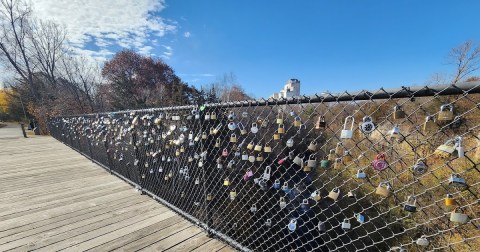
[56,81,480,118]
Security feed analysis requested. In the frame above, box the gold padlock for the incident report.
[175,149,180,156]
[230,134,237,143]
[180,146,185,153]
[276,113,284,124]
[209,127,215,135]
[223,178,230,186]
[211,112,217,120]
[343,150,352,163]
[207,194,213,201]
[247,141,254,150]
[254,144,263,152]
[434,139,456,158]
[375,182,391,197]
[328,149,336,162]
[308,141,318,152]
[264,145,272,153]
[273,131,280,140]
[202,132,208,139]
[335,142,344,155]
[438,104,454,121]
[393,105,405,120]
[294,116,302,127]
[328,187,340,201]
[334,158,343,169]
[215,138,221,148]
[312,190,321,201]
[445,194,456,206]
[256,153,264,162]
[278,124,285,134]
[423,115,437,132]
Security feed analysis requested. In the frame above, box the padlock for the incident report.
[217,161,223,169]
[434,139,456,158]
[223,178,230,186]
[307,154,317,169]
[243,169,254,181]
[334,158,343,169]
[393,105,406,120]
[250,204,257,213]
[229,190,237,200]
[320,158,330,169]
[273,179,281,189]
[301,199,309,211]
[195,177,200,185]
[248,154,255,163]
[207,193,213,201]
[286,138,294,148]
[308,141,318,152]
[198,159,203,167]
[288,219,297,231]
[403,195,417,213]
[227,122,236,131]
[293,116,302,127]
[306,189,320,201]
[230,134,237,143]
[188,131,194,140]
[340,116,355,139]
[237,123,247,135]
[256,153,264,162]
[423,115,437,133]
[214,123,223,135]
[315,115,326,129]
[204,112,211,120]
[343,151,352,163]
[372,153,388,172]
[208,127,215,135]
[254,143,263,152]
[247,141,254,150]
[328,187,340,201]
[455,136,464,158]
[175,149,180,156]
[264,145,272,153]
[360,116,375,134]
[347,191,355,198]
[356,169,367,179]
[215,138,221,148]
[211,112,217,120]
[341,219,351,230]
[328,149,336,162]
[282,182,290,192]
[201,132,208,140]
[279,197,286,209]
[438,104,454,121]
[354,213,365,224]
[251,123,259,133]
[227,159,235,169]
[278,124,285,134]
[318,221,326,232]
[241,151,248,161]
[375,181,391,197]
[335,142,344,155]
[293,154,304,166]
[448,174,467,188]
[412,158,428,175]
[276,113,284,124]
[416,235,429,246]
[450,207,468,224]
[227,111,236,121]
[445,193,456,206]
[273,131,280,140]
[261,118,269,128]
[222,148,229,157]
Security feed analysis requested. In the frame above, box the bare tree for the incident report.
[448,40,480,84]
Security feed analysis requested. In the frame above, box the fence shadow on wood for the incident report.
[48,82,480,252]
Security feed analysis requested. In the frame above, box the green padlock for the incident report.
[320,159,330,169]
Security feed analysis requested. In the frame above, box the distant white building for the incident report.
[271,79,301,99]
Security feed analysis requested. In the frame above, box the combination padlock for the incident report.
[359,116,375,134]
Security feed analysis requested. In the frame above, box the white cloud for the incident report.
[161,45,173,59]
[184,31,191,38]
[31,0,176,62]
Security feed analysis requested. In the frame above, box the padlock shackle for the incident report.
[376,153,386,160]
[343,116,355,130]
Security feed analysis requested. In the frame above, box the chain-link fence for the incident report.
[48,82,480,252]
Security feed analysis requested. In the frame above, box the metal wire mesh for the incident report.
[48,82,480,252]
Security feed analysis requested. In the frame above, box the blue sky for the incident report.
[33,0,480,98]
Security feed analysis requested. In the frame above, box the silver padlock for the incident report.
[340,116,355,139]
[412,158,428,175]
[359,116,375,134]
[341,219,351,230]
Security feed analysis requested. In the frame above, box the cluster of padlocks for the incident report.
[48,100,476,251]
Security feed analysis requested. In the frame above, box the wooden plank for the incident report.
[164,232,213,251]
[86,215,184,251]
[217,245,237,252]
[192,239,231,252]
[111,221,192,251]
[138,226,203,251]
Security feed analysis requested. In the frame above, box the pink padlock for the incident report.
[372,153,388,171]
[222,148,229,157]
[278,157,288,165]
[243,169,254,181]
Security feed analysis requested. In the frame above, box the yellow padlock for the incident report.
[264,145,272,153]
[175,149,180,156]
[230,134,237,143]
[254,144,263,152]
[375,182,391,197]
[247,141,254,150]
[343,151,352,163]
[445,194,456,206]
[223,178,230,186]
[211,112,217,120]
[334,158,343,169]
[328,149,336,162]
[256,153,264,162]
[294,116,302,127]
[276,113,284,124]
[180,146,185,153]
[273,131,280,140]
[202,132,208,139]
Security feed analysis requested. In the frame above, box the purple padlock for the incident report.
[243,169,254,181]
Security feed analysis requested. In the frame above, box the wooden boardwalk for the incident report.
[0,124,234,252]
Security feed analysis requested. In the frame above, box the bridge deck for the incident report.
[0,124,234,252]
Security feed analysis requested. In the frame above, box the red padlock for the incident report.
[372,153,388,172]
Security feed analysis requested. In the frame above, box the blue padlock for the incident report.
[287,219,297,232]
[273,179,281,189]
[355,213,365,224]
